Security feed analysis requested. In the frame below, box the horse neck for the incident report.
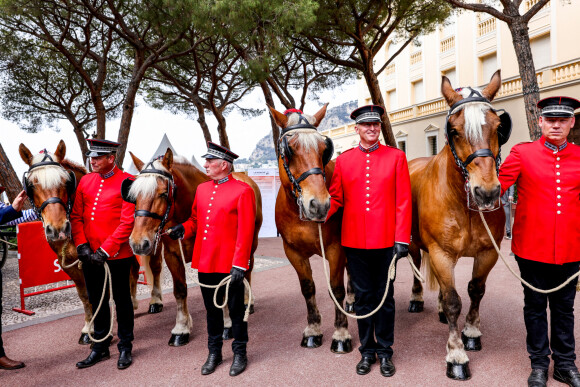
[171,164,210,223]
[61,159,87,185]
[440,146,469,199]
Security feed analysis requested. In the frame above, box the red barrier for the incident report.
[13,221,74,315]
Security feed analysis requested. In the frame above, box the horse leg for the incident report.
[438,290,448,324]
[129,256,140,310]
[145,254,164,314]
[462,249,497,352]
[65,265,93,345]
[327,245,352,354]
[408,244,424,313]
[286,247,323,348]
[164,250,192,347]
[344,265,355,313]
[222,306,233,340]
[429,250,471,380]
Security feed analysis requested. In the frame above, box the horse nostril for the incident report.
[64,221,71,236]
[142,239,151,252]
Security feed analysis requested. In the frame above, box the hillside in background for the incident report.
[236,101,357,168]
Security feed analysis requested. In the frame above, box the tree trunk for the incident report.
[194,102,213,143]
[260,81,281,157]
[214,110,231,149]
[93,95,107,140]
[0,142,23,202]
[361,57,396,147]
[509,19,541,140]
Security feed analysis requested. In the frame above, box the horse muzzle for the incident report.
[301,197,331,222]
[130,237,154,256]
[44,221,71,242]
[473,185,501,210]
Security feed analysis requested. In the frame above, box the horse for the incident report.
[270,105,355,354]
[18,140,140,345]
[125,148,263,346]
[407,70,510,380]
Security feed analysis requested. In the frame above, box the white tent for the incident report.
[127,133,202,174]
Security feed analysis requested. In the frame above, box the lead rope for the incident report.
[162,240,253,322]
[0,238,18,247]
[317,223,424,319]
[478,211,580,293]
[87,262,115,343]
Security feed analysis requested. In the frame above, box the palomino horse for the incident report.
[125,148,263,346]
[270,105,355,354]
[407,70,509,380]
[18,140,140,344]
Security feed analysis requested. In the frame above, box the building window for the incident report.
[443,68,457,87]
[387,89,397,111]
[530,34,551,70]
[397,140,407,154]
[480,54,497,84]
[427,135,438,156]
[412,80,425,104]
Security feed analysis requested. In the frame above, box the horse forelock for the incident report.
[286,112,316,127]
[286,130,322,154]
[454,87,490,144]
[28,152,69,191]
[128,159,171,202]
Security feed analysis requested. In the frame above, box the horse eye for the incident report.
[449,128,459,137]
[160,192,168,199]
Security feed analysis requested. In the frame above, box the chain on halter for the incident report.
[445,88,502,212]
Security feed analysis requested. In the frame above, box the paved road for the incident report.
[1,237,576,386]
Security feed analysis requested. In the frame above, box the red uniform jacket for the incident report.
[71,166,135,260]
[328,144,412,249]
[182,175,256,273]
[499,136,580,264]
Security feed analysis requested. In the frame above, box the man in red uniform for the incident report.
[168,142,256,377]
[327,105,412,377]
[499,96,580,387]
[71,139,136,370]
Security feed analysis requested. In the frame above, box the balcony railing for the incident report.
[410,51,422,66]
[525,0,550,12]
[440,36,455,53]
[477,18,496,37]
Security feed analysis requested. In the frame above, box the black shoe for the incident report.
[229,354,248,376]
[117,350,132,370]
[76,349,110,369]
[554,369,580,387]
[506,232,512,240]
[356,356,376,375]
[528,369,548,387]
[201,353,222,375]
[380,357,396,377]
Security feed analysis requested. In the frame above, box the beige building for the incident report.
[322,1,580,159]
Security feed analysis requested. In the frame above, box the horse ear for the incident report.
[312,103,329,128]
[481,70,502,102]
[441,76,462,107]
[129,151,144,172]
[161,148,173,170]
[19,143,33,166]
[267,105,288,128]
[54,139,66,161]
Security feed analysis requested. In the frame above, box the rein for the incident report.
[478,211,580,293]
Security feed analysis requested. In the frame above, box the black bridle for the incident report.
[278,116,327,219]
[22,149,75,221]
[130,160,176,252]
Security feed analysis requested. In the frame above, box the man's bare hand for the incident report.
[12,190,27,212]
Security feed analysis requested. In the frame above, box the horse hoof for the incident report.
[244,304,255,315]
[168,333,189,347]
[330,338,353,354]
[300,335,323,348]
[78,333,92,345]
[222,327,233,340]
[446,361,471,380]
[408,301,424,313]
[148,304,163,314]
[345,302,355,313]
[461,333,482,351]
[439,312,448,324]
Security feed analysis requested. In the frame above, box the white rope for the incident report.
[163,240,253,322]
[478,211,580,294]
[87,262,115,343]
[317,223,424,319]
[58,241,82,270]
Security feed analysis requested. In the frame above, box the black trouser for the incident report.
[82,257,135,353]
[0,269,5,358]
[345,247,395,359]
[516,256,579,371]
[199,272,248,356]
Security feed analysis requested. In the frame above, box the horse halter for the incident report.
[278,115,334,219]
[121,159,176,252]
[22,149,76,220]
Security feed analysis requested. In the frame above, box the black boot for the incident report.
[229,354,248,376]
[380,357,396,377]
[554,369,580,387]
[76,349,110,369]
[528,369,548,387]
[117,350,132,370]
[201,353,222,375]
[356,356,376,375]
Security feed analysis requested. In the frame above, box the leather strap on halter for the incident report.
[463,148,494,166]
[134,209,164,220]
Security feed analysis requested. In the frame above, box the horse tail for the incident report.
[142,255,154,291]
[421,251,439,291]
